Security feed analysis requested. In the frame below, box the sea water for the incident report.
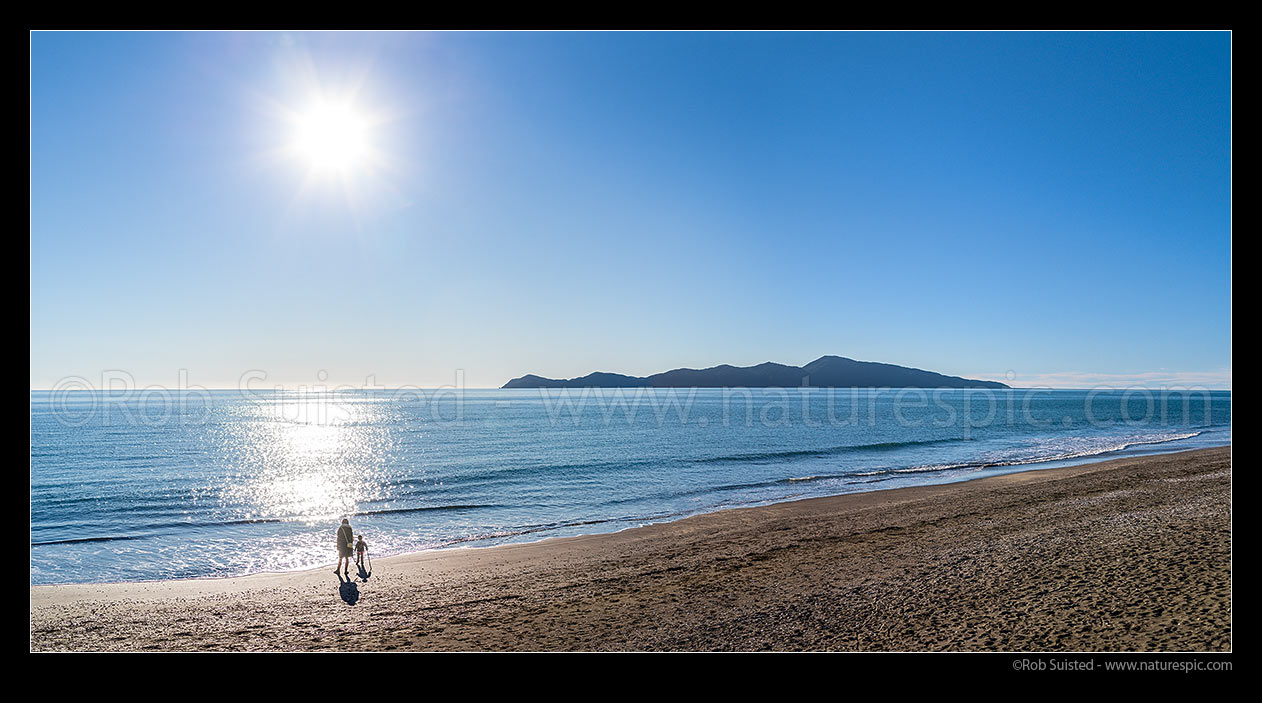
[30,388,1230,584]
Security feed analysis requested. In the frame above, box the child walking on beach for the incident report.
[356,534,368,569]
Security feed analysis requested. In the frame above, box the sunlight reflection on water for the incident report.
[220,395,397,524]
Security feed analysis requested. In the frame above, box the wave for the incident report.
[433,505,708,549]
[31,503,503,547]
[694,431,1210,491]
[393,457,661,489]
[597,431,1174,501]
[690,437,966,465]
[436,516,619,547]
[31,535,145,546]
[704,472,856,494]
[385,437,973,490]
[353,503,499,517]
[854,431,1205,479]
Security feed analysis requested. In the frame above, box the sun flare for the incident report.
[291,100,372,176]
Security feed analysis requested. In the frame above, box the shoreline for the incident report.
[32,446,1231,651]
[31,440,1229,591]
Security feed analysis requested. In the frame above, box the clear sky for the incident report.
[30,31,1231,390]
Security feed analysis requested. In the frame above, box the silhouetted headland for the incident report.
[502,355,1009,389]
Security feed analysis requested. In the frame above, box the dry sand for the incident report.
[30,446,1231,651]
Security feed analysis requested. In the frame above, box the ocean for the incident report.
[30,388,1230,585]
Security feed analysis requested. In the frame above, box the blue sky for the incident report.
[30,31,1231,389]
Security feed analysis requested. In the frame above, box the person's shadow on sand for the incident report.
[357,564,371,581]
[337,572,360,605]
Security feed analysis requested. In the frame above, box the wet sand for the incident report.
[30,446,1231,651]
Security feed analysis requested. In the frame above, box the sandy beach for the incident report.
[30,446,1231,652]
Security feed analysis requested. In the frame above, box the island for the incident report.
[502,355,1010,389]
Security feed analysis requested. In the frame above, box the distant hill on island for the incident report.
[502,356,1009,389]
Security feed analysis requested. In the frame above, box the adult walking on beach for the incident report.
[335,518,355,576]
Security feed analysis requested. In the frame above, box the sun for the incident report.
[291,100,372,176]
